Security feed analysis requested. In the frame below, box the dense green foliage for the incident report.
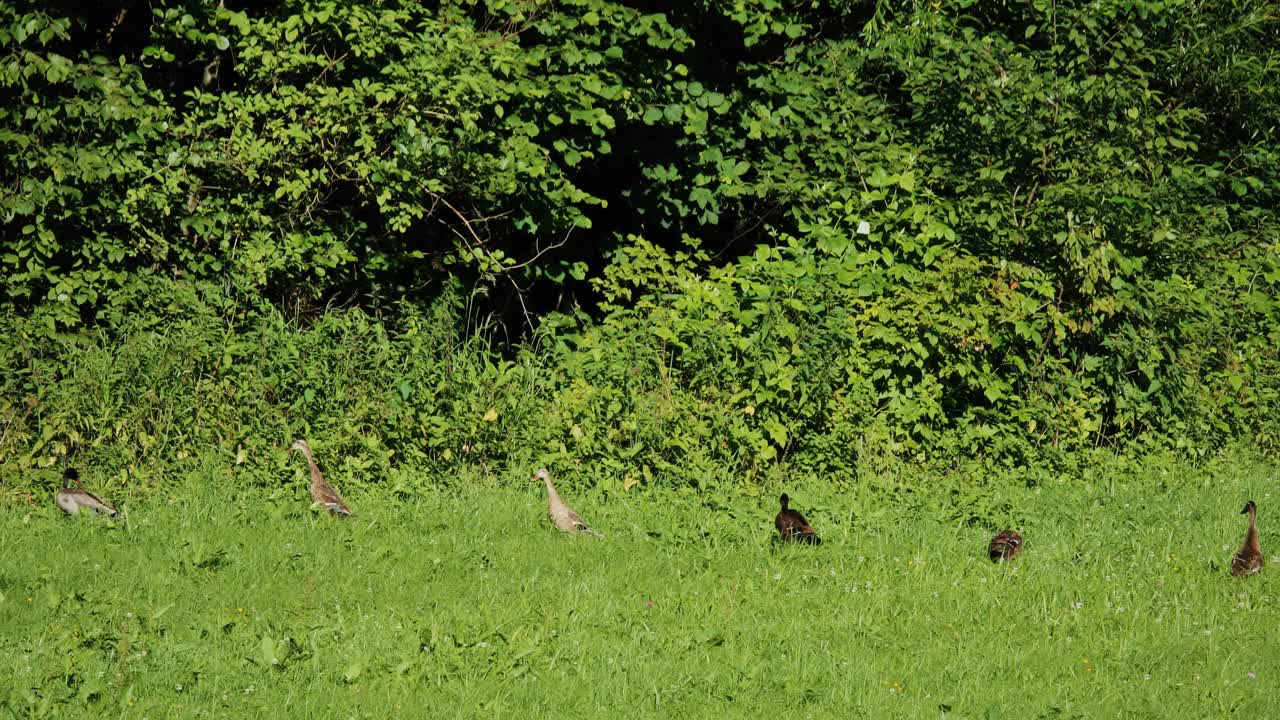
[2,459,1277,717]
[2,0,1279,487]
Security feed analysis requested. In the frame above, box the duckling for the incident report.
[534,468,603,538]
[988,529,1022,562]
[289,439,352,517]
[1231,500,1263,577]
[775,493,821,545]
[54,468,117,516]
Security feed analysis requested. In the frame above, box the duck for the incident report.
[534,468,603,538]
[54,468,117,516]
[775,493,820,545]
[289,439,352,517]
[1231,500,1263,577]
[988,530,1022,562]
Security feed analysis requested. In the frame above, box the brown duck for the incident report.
[290,439,352,517]
[534,468,603,538]
[54,468,117,516]
[988,530,1022,562]
[775,493,820,545]
[1232,500,1263,577]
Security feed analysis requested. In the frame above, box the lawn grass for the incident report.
[2,457,1277,718]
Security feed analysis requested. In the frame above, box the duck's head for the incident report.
[779,493,790,510]
[62,467,79,489]
[532,468,550,483]
[1242,500,1257,514]
[289,439,309,455]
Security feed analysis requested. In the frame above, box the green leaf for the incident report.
[763,419,788,446]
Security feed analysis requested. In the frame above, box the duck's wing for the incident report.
[776,510,815,539]
[554,504,603,538]
[312,481,352,517]
[571,514,604,538]
[1232,550,1263,576]
[793,528,821,545]
[324,502,352,517]
[81,490,117,515]
[56,489,117,516]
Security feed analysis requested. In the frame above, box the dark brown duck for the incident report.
[1232,500,1263,577]
[988,530,1022,562]
[775,493,820,545]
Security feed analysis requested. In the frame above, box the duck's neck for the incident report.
[543,476,562,506]
[299,445,325,488]
[1245,509,1261,551]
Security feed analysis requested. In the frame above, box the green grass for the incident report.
[2,459,1277,718]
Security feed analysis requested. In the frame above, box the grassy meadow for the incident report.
[6,1,1280,717]
[2,455,1277,719]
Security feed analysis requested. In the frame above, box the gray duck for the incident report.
[54,468,117,516]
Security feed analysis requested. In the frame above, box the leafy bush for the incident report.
[1,0,1277,491]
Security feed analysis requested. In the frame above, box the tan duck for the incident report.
[534,468,603,538]
[988,529,1022,562]
[290,439,352,517]
[1231,500,1263,577]
[774,493,820,545]
[54,468,117,516]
